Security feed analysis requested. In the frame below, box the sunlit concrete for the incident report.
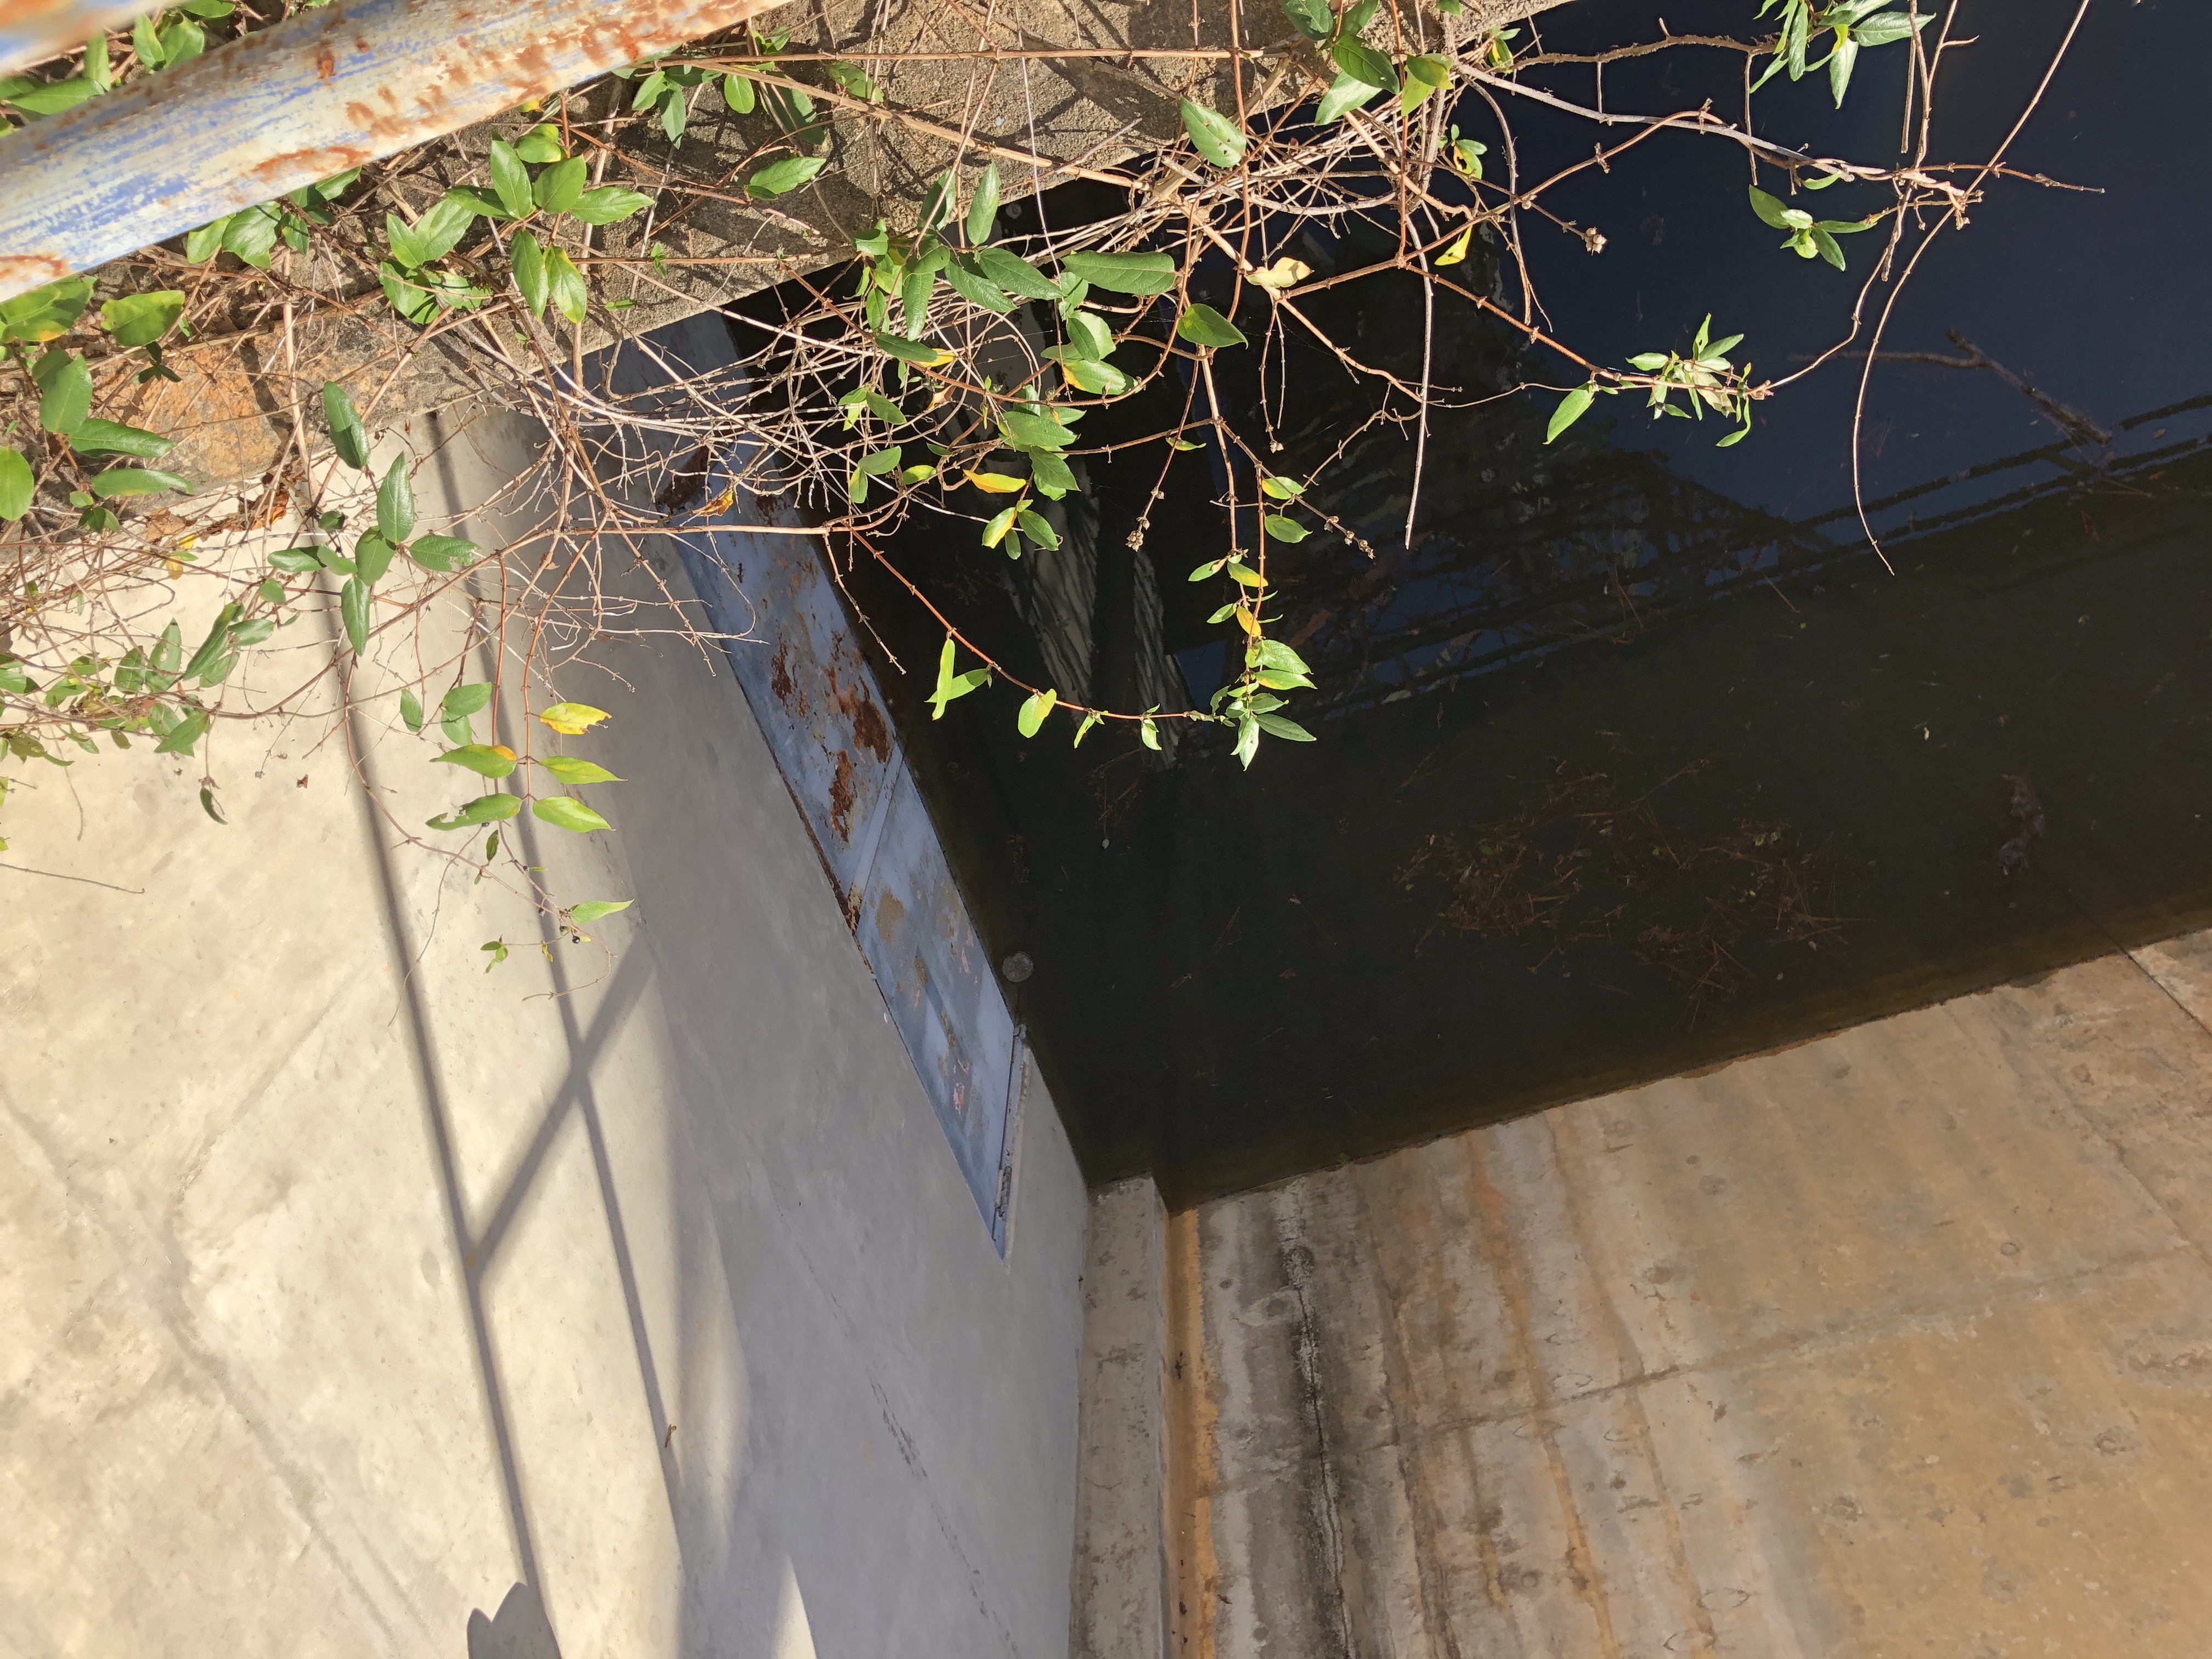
[0,401,1087,1657]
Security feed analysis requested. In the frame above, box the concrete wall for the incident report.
[0,403,1089,1656]
[1167,930,2212,1656]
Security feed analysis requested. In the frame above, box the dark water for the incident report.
[760,0,2212,1204]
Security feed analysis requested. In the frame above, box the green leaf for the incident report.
[1139,716,1161,751]
[487,139,534,218]
[1262,514,1307,543]
[1853,8,1932,46]
[943,258,1015,314]
[1259,475,1304,499]
[981,503,1022,549]
[1316,71,1383,125]
[917,170,957,232]
[183,218,231,264]
[857,445,904,476]
[1226,560,1265,587]
[1029,449,1077,499]
[0,276,94,343]
[409,533,478,572]
[570,899,632,923]
[1546,383,1596,443]
[1255,712,1314,742]
[825,59,877,101]
[534,794,611,832]
[544,247,588,325]
[442,682,493,721]
[1810,225,1846,269]
[966,162,1001,245]
[873,331,953,368]
[437,743,518,778]
[400,687,425,731]
[1747,185,1796,230]
[155,708,208,757]
[1177,303,1247,349]
[1189,558,1226,581]
[409,193,479,262]
[1072,710,1102,748]
[1331,37,1397,92]
[1017,509,1059,550]
[1054,354,1138,396]
[572,185,652,225]
[1627,351,1671,371]
[1063,308,1114,361]
[722,70,757,112]
[1234,715,1260,769]
[974,246,1063,300]
[427,793,523,830]
[1002,409,1075,450]
[1279,0,1334,41]
[323,382,371,470]
[1061,250,1177,296]
[514,123,566,163]
[182,609,234,681]
[0,449,31,521]
[372,454,414,543]
[510,230,549,317]
[69,418,171,459]
[99,290,184,348]
[36,351,91,436]
[927,635,991,719]
[1181,99,1248,168]
[1826,33,1860,105]
[341,577,371,654]
[1018,687,1058,736]
[218,204,280,268]
[4,76,99,115]
[1406,53,1454,87]
[442,186,510,223]
[151,620,182,679]
[539,754,621,785]
[89,467,189,498]
[746,155,826,199]
[357,529,399,584]
[534,156,588,214]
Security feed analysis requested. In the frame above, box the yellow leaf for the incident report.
[702,485,736,515]
[1234,605,1260,637]
[964,470,1027,495]
[1246,256,1313,291]
[488,744,516,761]
[1436,222,1474,268]
[537,702,610,735]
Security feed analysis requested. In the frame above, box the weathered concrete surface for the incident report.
[0,399,1088,1656]
[1173,936,2212,1657]
[1071,1177,1172,1659]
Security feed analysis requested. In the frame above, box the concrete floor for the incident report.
[1154,932,2212,1657]
[1,406,1088,1658]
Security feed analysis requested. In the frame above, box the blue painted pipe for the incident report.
[0,0,776,300]
[0,1,162,80]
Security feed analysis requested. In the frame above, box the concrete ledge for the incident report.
[1070,1176,1171,1659]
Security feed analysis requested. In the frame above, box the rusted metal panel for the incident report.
[676,495,1024,1251]
[0,0,778,300]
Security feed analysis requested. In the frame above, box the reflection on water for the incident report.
[807,0,2212,1203]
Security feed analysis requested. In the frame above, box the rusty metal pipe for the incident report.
[0,0,162,80]
[0,0,776,301]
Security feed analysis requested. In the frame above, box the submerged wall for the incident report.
[0,396,1089,1656]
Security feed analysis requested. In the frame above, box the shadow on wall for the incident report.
[469,1584,562,1659]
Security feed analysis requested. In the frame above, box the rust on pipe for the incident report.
[0,0,780,301]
